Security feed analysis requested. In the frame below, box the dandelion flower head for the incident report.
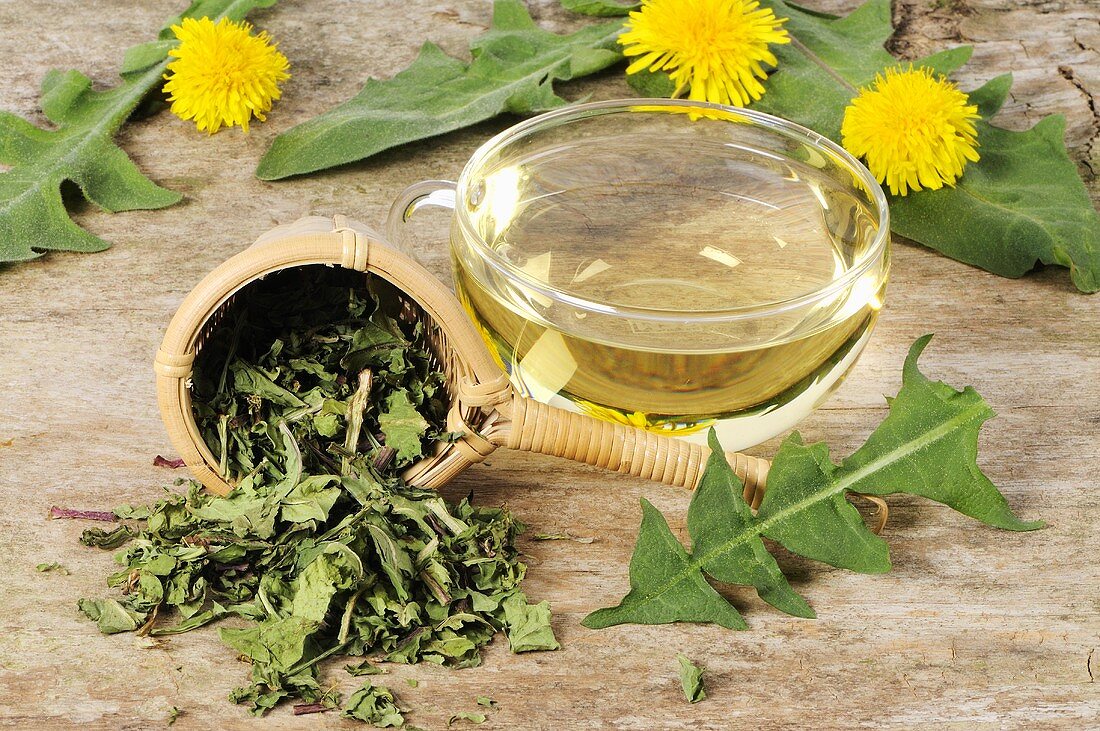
[163,17,290,134]
[619,0,790,107]
[841,66,980,196]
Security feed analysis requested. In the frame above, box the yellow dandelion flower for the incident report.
[619,0,790,107]
[841,66,980,196]
[163,17,290,134]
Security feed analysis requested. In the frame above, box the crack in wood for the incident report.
[1057,63,1099,177]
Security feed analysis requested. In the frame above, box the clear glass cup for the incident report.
[388,99,890,452]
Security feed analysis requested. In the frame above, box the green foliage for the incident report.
[0,0,274,265]
[676,654,705,703]
[342,684,405,727]
[378,391,431,466]
[448,711,488,725]
[626,67,678,97]
[78,271,558,717]
[749,0,1098,292]
[561,0,639,15]
[189,268,449,485]
[584,336,1041,630]
[501,594,561,652]
[255,0,623,179]
[889,75,1100,293]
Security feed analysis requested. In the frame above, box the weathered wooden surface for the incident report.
[0,1,1097,728]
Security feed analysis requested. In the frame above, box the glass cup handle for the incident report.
[385,180,457,254]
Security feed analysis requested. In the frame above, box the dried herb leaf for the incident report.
[448,711,488,726]
[342,684,405,727]
[585,336,1041,629]
[346,660,386,676]
[77,598,145,634]
[378,390,430,465]
[501,594,561,652]
[76,268,557,718]
[79,525,134,549]
[676,654,705,703]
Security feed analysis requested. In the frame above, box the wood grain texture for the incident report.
[0,1,1097,729]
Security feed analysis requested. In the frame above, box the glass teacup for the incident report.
[388,99,890,451]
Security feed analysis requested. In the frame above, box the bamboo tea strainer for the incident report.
[155,215,782,505]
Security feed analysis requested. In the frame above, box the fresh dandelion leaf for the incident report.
[688,433,817,616]
[256,0,623,180]
[582,498,748,630]
[747,0,1098,292]
[584,336,1041,630]
[560,0,639,17]
[888,76,1100,294]
[834,334,1043,531]
[756,434,891,574]
[0,0,275,265]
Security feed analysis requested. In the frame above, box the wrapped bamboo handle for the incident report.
[500,396,770,505]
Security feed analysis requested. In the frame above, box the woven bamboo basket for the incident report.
[154,215,775,504]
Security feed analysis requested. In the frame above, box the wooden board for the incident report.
[0,1,1097,728]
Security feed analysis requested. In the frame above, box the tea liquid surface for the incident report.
[453,133,884,441]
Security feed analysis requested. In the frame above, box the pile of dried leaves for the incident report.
[77,269,558,722]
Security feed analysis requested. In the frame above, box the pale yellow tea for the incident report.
[452,129,887,450]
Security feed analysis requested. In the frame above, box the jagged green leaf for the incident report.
[756,434,891,572]
[581,499,747,630]
[689,431,815,617]
[837,334,1044,530]
[585,336,1041,629]
[0,0,275,265]
[256,0,623,179]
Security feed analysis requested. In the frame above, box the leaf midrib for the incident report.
[0,61,166,222]
[270,23,623,155]
[630,400,990,607]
